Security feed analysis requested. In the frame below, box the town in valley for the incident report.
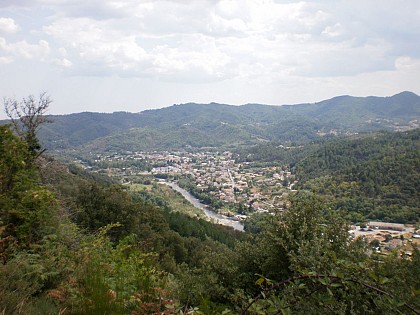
[74,149,420,255]
[77,150,297,219]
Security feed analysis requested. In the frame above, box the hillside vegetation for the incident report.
[37,91,420,152]
[293,129,420,223]
[1,91,420,314]
[234,129,419,224]
[1,125,419,313]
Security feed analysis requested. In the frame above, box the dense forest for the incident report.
[293,129,420,224]
[1,104,420,313]
[234,129,420,224]
[27,91,420,153]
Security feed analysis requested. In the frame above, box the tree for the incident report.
[1,93,55,253]
[4,92,51,159]
[370,239,380,248]
[239,192,419,314]
[0,124,60,256]
[385,234,393,242]
[0,125,30,194]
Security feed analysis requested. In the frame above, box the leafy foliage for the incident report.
[239,192,419,314]
[1,116,419,314]
[0,125,59,249]
[294,129,420,223]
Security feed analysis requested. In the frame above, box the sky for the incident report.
[1,0,420,118]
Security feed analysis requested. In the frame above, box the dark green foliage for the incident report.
[234,142,307,164]
[0,125,60,248]
[72,227,170,315]
[175,239,239,308]
[294,129,420,223]
[0,125,176,314]
[165,211,245,248]
[0,125,73,313]
[67,163,116,185]
[2,112,420,314]
[240,192,419,314]
[0,125,34,194]
[73,182,146,235]
[30,91,420,153]
[238,193,355,287]
[38,111,141,148]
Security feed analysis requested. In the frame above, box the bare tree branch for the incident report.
[3,92,52,158]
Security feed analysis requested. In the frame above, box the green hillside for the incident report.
[291,91,420,130]
[1,110,419,314]
[37,91,420,153]
[294,129,420,223]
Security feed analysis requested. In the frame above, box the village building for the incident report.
[368,221,405,231]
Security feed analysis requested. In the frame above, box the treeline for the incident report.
[235,129,419,224]
[294,129,420,223]
[1,123,419,314]
[93,159,152,171]
[234,141,308,165]
[39,92,420,153]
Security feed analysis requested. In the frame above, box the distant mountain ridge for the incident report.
[37,91,420,152]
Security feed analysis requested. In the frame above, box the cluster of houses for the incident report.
[349,222,419,255]
[79,151,419,256]
[86,150,297,214]
[152,151,297,213]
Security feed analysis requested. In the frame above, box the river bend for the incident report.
[165,182,244,231]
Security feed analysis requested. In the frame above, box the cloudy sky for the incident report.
[1,0,420,117]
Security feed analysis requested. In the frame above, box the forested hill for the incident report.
[1,111,419,313]
[38,91,420,152]
[294,129,420,223]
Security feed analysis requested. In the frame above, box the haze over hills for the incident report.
[38,91,420,152]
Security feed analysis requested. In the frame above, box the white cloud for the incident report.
[0,56,13,64]
[0,0,419,116]
[0,1,32,8]
[0,17,19,33]
[0,37,50,60]
[53,57,72,67]
[33,0,420,82]
[151,34,233,82]
[2,0,408,80]
[395,56,420,71]
[42,9,237,79]
[322,23,343,38]
[43,17,150,74]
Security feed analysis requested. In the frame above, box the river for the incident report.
[164,182,244,231]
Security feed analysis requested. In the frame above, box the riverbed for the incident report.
[164,182,244,231]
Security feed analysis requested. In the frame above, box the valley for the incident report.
[2,0,420,312]
[73,149,296,224]
[1,91,419,314]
